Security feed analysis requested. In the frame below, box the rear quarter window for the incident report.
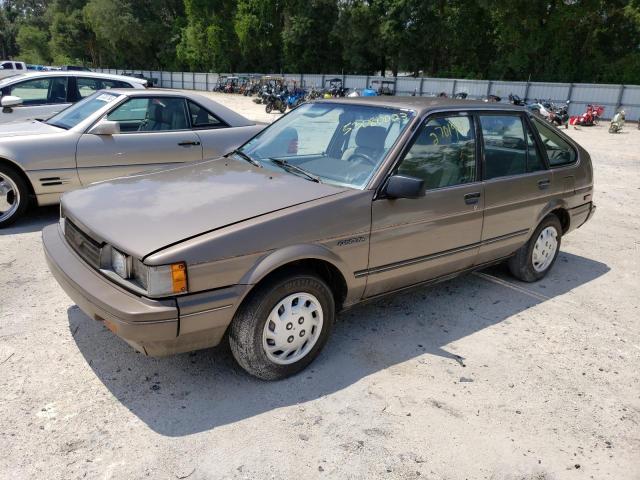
[533,119,577,167]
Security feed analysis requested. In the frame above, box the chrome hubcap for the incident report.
[262,292,323,365]
[532,226,558,272]
[0,175,19,223]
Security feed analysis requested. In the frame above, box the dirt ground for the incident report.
[0,92,638,480]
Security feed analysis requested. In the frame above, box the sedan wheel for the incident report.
[532,226,558,273]
[229,272,335,380]
[508,214,563,282]
[262,292,324,365]
[0,165,29,228]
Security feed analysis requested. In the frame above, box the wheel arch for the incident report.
[238,244,351,311]
[0,157,36,197]
[537,199,570,234]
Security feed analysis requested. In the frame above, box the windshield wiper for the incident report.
[231,149,261,167]
[269,158,321,183]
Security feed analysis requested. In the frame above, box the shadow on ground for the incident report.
[69,251,609,437]
[0,206,58,236]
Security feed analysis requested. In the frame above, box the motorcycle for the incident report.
[608,109,625,133]
[265,90,287,114]
[569,104,601,127]
[548,101,570,128]
[286,89,306,109]
[509,93,525,106]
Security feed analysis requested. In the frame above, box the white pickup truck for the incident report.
[0,61,28,79]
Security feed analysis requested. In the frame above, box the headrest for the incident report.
[355,126,386,150]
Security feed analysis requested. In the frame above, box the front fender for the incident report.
[239,243,352,287]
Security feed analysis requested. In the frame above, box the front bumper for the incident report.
[43,224,244,356]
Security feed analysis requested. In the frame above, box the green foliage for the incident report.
[177,0,238,71]
[16,24,50,63]
[0,0,638,83]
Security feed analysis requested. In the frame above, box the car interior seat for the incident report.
[49,80,67,103]
[342,125,387,163]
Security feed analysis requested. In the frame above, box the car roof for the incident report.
[316,96,525,114]
[100,88,255,127]
[0,70,147,85]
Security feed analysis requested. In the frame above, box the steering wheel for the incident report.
[347,152,377,166]
[137,118,149,132]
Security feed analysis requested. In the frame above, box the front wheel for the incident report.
[278,102,287,114]
[0,164,29,228]
[508,215,562,282]
[229,272,335,380]
[265,103,273,114]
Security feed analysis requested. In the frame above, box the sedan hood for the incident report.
[0,120,63,138]
[61,158,347,259]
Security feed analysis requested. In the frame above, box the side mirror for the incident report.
[89,120,120,135]
[384,174,425,199]
[1,95,23,108]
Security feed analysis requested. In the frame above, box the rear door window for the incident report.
[533,119,577,167]
[480,115,527,179]
[77,77,101,98]
[101,79,133,89]
[524,120,546,172]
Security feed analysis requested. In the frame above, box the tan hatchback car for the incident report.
[43,98,596,380]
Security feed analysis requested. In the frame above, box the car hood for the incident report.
[61,157,348,259]
[0,120,63,137]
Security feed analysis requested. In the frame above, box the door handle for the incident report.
[464,192,481,205]
[178,141,201,147]
[537,179,551,190]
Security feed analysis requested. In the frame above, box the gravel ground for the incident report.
[0,92,638,480]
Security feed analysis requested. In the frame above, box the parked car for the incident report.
[43,98,595,380]
[0,60,28,79]
[0,71,148,124]
[59,65,91,71]
[0,89,264,227]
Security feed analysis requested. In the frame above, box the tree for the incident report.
[282,0,340,73]
[16,24,50,63]
[177,0,238,71]
[234,0,283,72]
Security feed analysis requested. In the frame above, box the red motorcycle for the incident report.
[569,104,605,127]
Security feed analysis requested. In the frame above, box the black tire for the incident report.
[229,271,335,380]
[278,102,286,114]
[265,103,273,114]
[0,164,29,228]
[508,215,562,282]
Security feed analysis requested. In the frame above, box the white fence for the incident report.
[95,68,640,120]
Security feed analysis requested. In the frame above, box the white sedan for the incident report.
[0,71,147,124]
[0,89,264,227]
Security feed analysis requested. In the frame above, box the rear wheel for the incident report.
[0,164,29,228]
[265,103,273,114]
[229,271,335,380]
[508,215,562,282]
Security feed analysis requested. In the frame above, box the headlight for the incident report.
[101,247,188,297]
[111,248,131,279]
[132,258,188,297]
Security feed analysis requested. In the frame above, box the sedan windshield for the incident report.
[46,91,121,129]
[238,102,415,189]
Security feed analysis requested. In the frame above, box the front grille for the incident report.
[64,220,102,269]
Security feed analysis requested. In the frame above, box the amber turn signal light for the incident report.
[170,262,187,293]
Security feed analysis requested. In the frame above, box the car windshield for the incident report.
[46,91,121,129]
[237,102,415,189]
